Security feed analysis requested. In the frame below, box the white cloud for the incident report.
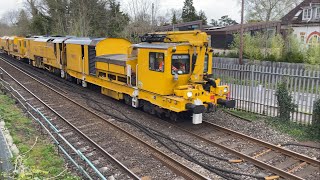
[0,0,24,18]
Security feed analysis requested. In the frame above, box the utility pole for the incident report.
[239,0,244,64]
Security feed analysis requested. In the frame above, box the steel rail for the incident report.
[0,57,208,180]
[167,121,306,180]
[203,120,320,167]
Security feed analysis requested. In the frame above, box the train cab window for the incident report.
[24,41,27,48]
[149,52,164,72]
[171,54,190,75]
[204,54,209,73]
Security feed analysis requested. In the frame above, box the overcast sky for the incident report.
[0,0,241,23]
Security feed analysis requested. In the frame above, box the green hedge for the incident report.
[215,32,320,65]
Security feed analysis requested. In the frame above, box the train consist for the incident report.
[0,31,235,124]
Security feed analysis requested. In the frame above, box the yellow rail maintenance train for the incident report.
[0,31,235,124]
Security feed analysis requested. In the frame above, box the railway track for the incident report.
[1,54,319,180]
[0,56,208,180]
[174,120,320,180]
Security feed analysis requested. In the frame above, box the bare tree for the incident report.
[125,0,159,23]
[243,0,303,22]
[25,0,40,16]
[0,10,19,26]
[120,0,160,42]
[16,9,31,36]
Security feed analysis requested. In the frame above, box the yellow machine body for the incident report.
[1,36,10,53]
[1,31,235,123]
[31,37,61,69]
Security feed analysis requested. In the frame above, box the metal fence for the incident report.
[212,63,320,125]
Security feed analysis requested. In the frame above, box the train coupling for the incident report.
[185,99,206,124]
[217,99,236,108]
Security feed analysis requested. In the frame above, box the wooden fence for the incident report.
[212,63,320,124]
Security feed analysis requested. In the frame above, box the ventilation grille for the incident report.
[88,46,96,76]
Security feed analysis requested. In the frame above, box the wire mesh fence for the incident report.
[212,63,320,125]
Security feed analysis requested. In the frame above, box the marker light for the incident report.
[224,87,228,93]
[187,91,193,98]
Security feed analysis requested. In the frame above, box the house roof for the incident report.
[281,0,320,25]
[205,21,281,34]
[156,20,204,31]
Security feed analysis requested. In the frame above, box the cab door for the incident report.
[138,48,172,95]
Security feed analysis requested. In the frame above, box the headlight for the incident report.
[187,91,193,98]
[223,87,228,93]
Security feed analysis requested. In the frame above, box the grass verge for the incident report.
[225,109,263,122]
[0,92,79,179]
[226,109,320,142]
[266,117,320,142]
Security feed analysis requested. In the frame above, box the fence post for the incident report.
[251,65,255,112]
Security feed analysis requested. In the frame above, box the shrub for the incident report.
[270,34,285,61]
[305,45,320,65]
[231,33,265,60]
[282,35,306,63]
[282,51,305,63]
[275,81,296,121]
[226,51,239,58]
[229,32,318,64]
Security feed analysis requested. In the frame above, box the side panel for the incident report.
[66,44,83,73]
[28,40,36,61]
[43,42,60,69]
[96,38,131,56]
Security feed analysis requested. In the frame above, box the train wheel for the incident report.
[142,101,150,113]
[149,105,156,115]
[156,111,163,118]
[169,112,178,122]
[124,95,132,106]
[142,101,156,115]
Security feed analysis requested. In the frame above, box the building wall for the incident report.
[292,25,320,46]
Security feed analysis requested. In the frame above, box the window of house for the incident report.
[316,7,320,18]
[300,35,305,43]
[149,52,165,72]
[171,54,190,75]
[308,35,320,46]
[303,8,312,19]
